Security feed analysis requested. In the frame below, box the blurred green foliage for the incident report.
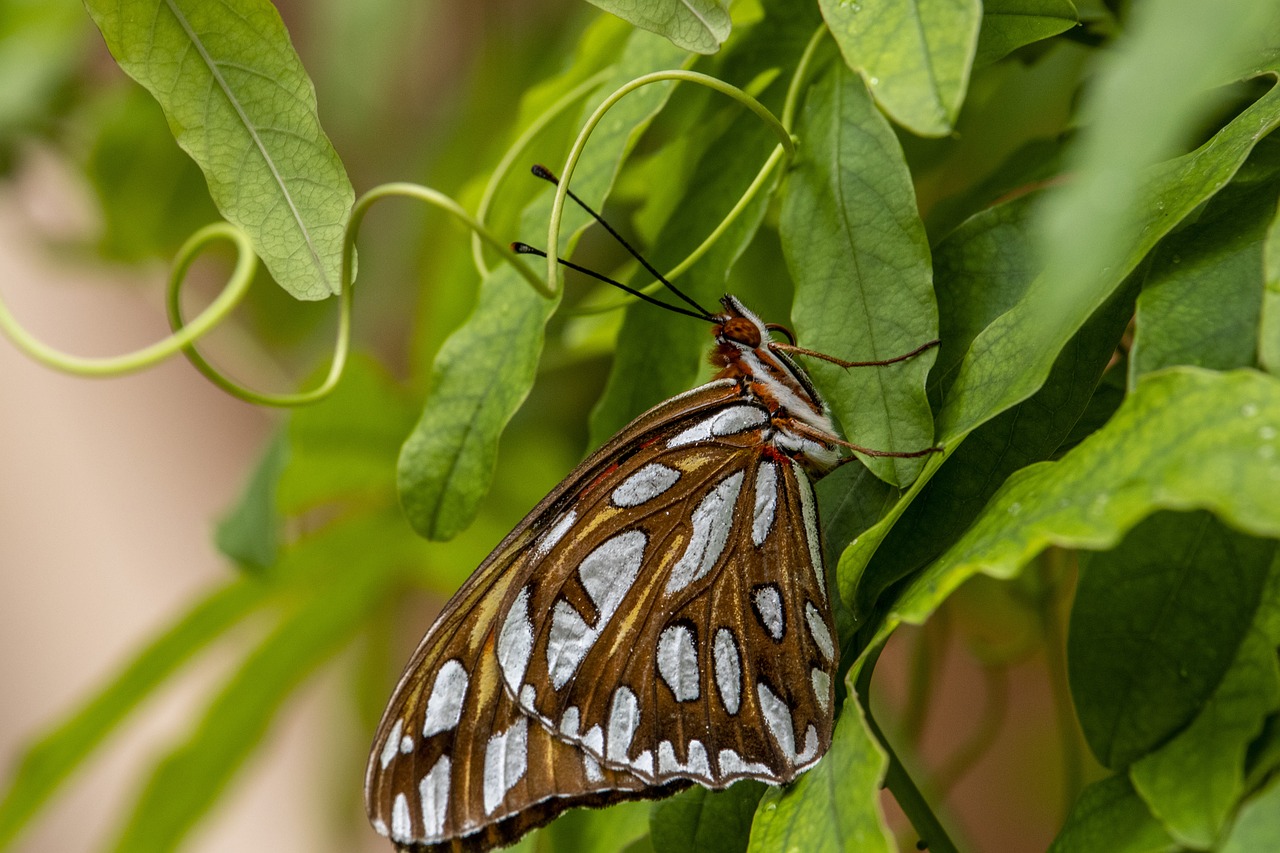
[2,0,1280,851]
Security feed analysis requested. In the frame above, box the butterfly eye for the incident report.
[720,317,762,348]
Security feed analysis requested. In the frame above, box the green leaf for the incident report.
[781,61,938,486]
[939,28,1280,445]
[1245,714,1280,793]
[1129,159,1280,379]
[747,699,893,853]
[399,253,562,541]
[651,781,765,853]
[975,0,1079,68]
[83,85,221,260]
[108,513,421,852]
[0,581,266,849]
[1259,174,1280,374]
[82,0,354,300]
[1221,773,1280,853]
[818,0,981,137]
[545,799,652,853]
[215,429,287,571]
[1049,775,1176,853]
[841,194,1134,623]
[398,32,687,540]
[817,462,895,566]
[930,197,1044,396]
[1058,356,1127,454]
[584,0,729,54]
[881,367,1280,648]
[1068,512,1277,768]
[1129,593,1280,847]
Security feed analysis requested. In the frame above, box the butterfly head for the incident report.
[711,296,769,349]
[709,294,774,360]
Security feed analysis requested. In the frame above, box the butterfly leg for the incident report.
[789,419,943,460]
[771,338,940,369]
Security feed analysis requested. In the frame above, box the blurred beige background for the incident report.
[0,149,377,852]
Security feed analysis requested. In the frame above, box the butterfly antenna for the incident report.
[511,242,712,322]
[530,164,714,320]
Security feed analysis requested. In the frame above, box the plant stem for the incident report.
[1039,549,1084,822]
[856,646,961,853]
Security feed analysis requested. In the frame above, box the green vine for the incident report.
[545,68,796,294]
[0,222,253,376]
[0,65,804,405]
[566,24,825,316]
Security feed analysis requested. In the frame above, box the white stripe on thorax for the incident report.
[740,350,834,435]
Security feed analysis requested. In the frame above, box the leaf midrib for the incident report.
[160,0,331,293]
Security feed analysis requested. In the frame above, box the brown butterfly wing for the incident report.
[497,406,838,787]
[368,617,672,850]
[365,382,741,848]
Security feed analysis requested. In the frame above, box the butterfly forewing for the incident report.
[494,415,837,788]
[367,380,773,848]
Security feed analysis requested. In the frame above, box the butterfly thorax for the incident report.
[709,295,841,476]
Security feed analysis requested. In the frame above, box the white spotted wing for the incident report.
[367,379,793,849]
[494,403,838,789]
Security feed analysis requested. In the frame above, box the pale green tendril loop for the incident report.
[1,48,830,392]
[471,69,613,278]
[2,180,543,401]
[169,182,547,407]
[547,69,796,295]
[0,222,253,376]
[359,183,547,299]
[165,224,346,407]
[551,28,829,314]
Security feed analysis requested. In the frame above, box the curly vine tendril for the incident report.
[471,69,614,279]
[553,25,829,315]
[548,69,794,294]
[167,183,546,407]
[0,33,826,399]
[0,182,544,404]
[0,222,254,377]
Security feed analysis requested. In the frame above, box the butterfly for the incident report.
[365,166,938,852]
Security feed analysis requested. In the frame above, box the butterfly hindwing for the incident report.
[369,614,673,850]
[494,399,838,787]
